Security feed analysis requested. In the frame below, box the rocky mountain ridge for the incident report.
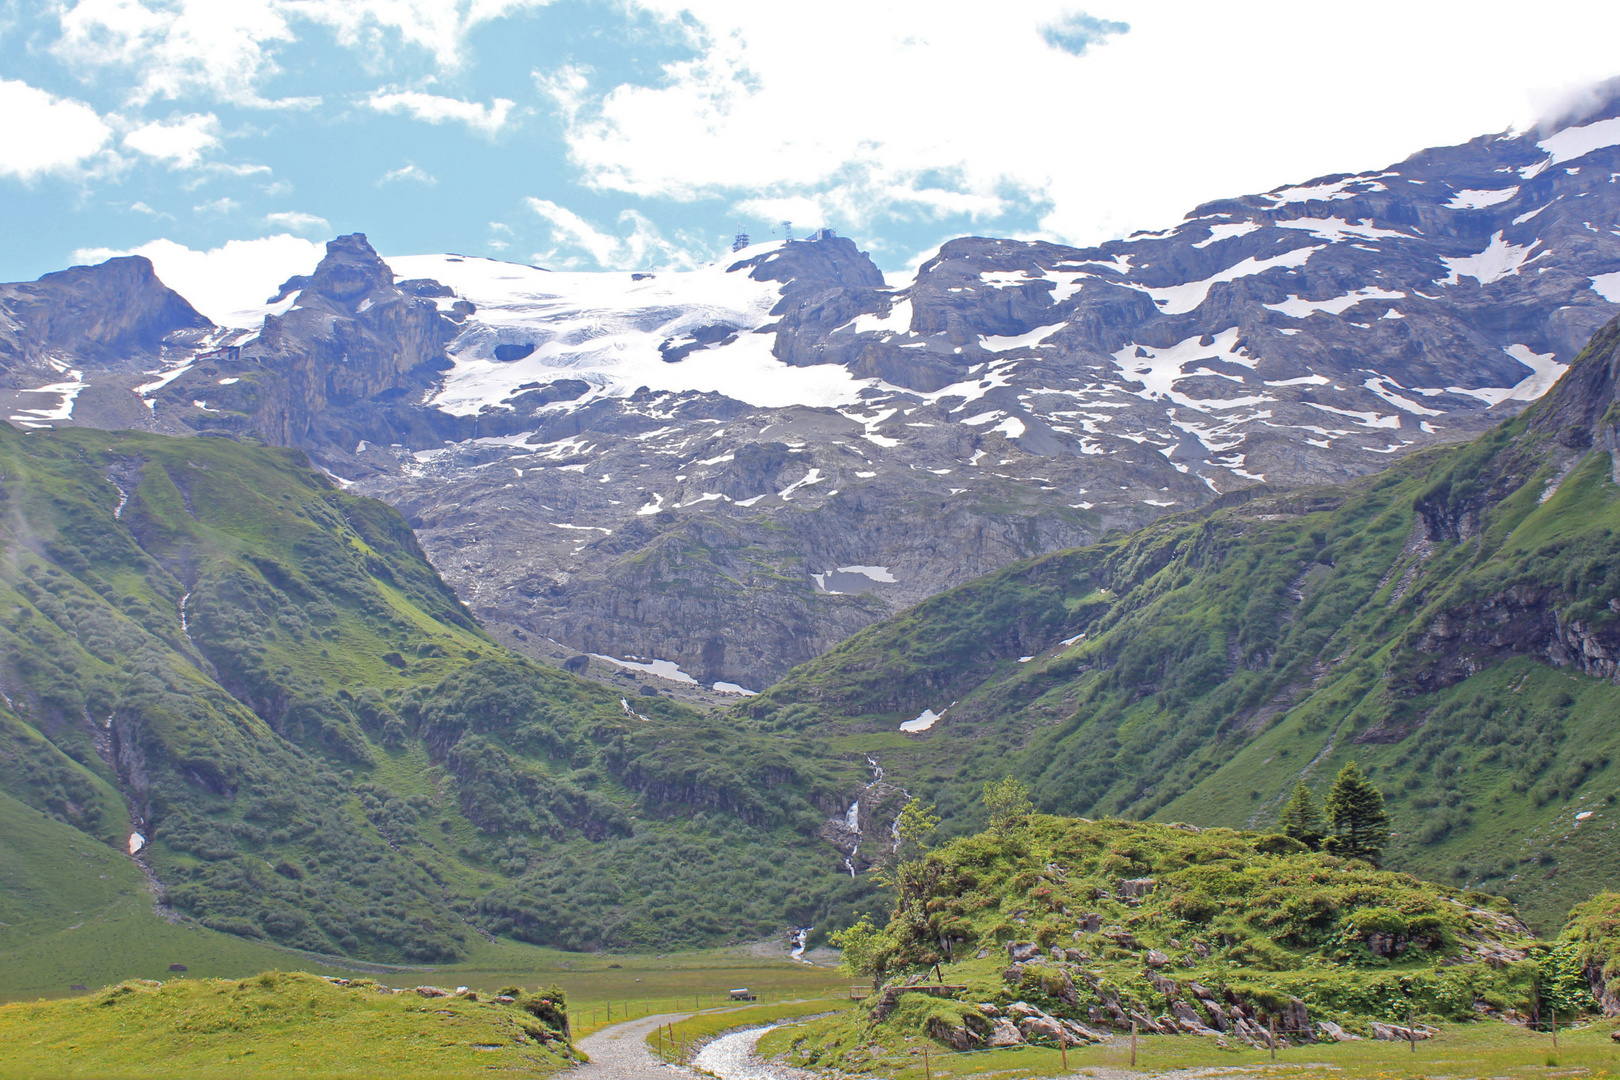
[4,106,1620,686]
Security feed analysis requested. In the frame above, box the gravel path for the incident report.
[573,1013,696,1080]
[690,1024,817,1080]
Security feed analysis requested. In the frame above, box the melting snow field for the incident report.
[1440,233,1544,286]
[1446,187,1519,210]
[128,832,146,855]
[1537,116,1620,167]
[1592,272,1620,302]
[8,370,86,429]
[1141,245,1319,314]
[900,708,942,733]
[388,249,881,414]
[1265,286,1405,319]
[589,654,697,684]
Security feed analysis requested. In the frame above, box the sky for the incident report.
[3,0,1620,318]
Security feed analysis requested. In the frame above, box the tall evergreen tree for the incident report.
[1277,782,1326,850]
[1323,761,1391,864]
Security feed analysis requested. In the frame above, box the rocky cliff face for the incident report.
[0,255,210,372]
[153,234,467,451]
[8,107,1620,687]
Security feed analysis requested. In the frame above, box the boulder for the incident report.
[1119,877,1157,901]
[987,1018,1025,1047]
[1278,997,1312,1036]
[1145,949,1172,968]
[1316,1021,1362,1042]
[1371,1021,1434,1042]
[414,985,452,998]
[1075,913,1104,934]
[1006,1001,1043,1019]
[1007,940,1042,962]
[1018,1015,1071,1045]
[1061,1018,1109,1044]
[928,1016,981,1050]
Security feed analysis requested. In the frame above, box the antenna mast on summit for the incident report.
[779,220,792,245]
[731,229,750,252]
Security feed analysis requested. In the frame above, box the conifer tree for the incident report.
[983,776,1034,834]
[1277,782,1326,850]
[1323,761,1391,864]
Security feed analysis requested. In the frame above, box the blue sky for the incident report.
[2,0,1619,311]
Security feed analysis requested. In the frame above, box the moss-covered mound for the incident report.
[809,816,1595,1063]
[0,970,572,1078]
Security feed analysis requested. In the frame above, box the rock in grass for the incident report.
[1006,941,1041,962]
[986,1018,1023,1046]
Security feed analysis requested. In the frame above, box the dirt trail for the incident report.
[572,1012,695,1080]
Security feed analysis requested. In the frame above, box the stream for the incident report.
[692,1024,814,1080]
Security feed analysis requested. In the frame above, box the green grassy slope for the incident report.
[0,426,872,970]
[790,815,1586,1068]
[0,971,572,1079]
[743,317,1620,933]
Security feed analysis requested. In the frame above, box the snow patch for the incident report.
[1276,217,1407,243]
[1446,187,1519,210]
[1537,116,1620,167]
[1141,246,1320,314]
[1590,271,1620,303]
[1192,221,1260,248]
[1440,232,1545,286]
[900,708,942,733]
[1265,286,1405,319]
[592,654,697,684]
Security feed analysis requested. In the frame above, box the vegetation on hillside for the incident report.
[0,426,874,962]
[797,810,1594,1067]
[0,970,571,1078]
[742,319,1620,932]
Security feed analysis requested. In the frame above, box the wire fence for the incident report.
[568,988,825,1037]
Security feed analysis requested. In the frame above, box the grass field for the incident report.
[759,1014,1620,1079]
[0,776,847,1014]
[0,970,573,1079]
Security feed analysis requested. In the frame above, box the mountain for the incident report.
[744,312,1620,933]
[5,108,1620,688]
[0,424,867,964]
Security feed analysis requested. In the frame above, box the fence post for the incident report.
[1407,1009,1415,1054]
[1270,1015,1276,1061]
[924,1045,930,1080]
[1130,1020,1137,1068]
[1552,1007,1558,1049]
[1060,1034,1067,1070]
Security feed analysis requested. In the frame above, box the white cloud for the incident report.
[122,112,221,167]
[72,234,326,325]
[547,1,1620,246]
[366,89,516,135]
[294,0,553,72]
[377,162,438,186]
[525,197,700,270]
[52,0,308,107]
[264,210,329,232]
[193,196,239,213]
[0,79,112,180]
[49,0,551,108]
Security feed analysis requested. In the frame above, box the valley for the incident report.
[4,85,1620,1080]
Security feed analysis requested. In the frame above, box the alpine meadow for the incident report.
[5,7,1620,1077]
